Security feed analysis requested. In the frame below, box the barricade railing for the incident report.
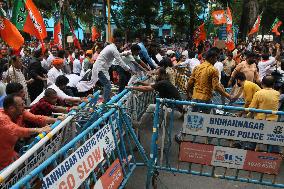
[11,91,149,189]
[147,98,284,188]
[0,91,101,189]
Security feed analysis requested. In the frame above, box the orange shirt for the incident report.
[187,61,228,101]
[0,110,47,170]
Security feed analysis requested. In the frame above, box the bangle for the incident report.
[67,107,71,112]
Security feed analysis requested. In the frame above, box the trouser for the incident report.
[98,71,111,102]
[117,66,131,92]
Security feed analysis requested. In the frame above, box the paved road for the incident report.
[126,107,281,189]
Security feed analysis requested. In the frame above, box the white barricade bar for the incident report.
[182,112,284,146]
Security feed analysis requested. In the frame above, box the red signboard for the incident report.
[179,142,282,175]
[243,151,282,175]
[179,142,214,165]
[94,159,124,189]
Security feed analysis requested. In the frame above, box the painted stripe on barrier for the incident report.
[46,133,53,139]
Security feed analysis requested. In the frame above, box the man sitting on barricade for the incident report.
[0,94,53,171]
[186,47,231,113]
[30,88,77,117]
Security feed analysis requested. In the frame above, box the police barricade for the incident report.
[0,92,101,189]
[212,88,244,105]
[174,66,190,94]
[11,91,149,189]
[146,98,284,189]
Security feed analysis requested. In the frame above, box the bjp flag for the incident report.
[212,10,227,25]
[0,9,24,50]
[194,23,206,46]
[92,26,100,42]
[12,0,47,41]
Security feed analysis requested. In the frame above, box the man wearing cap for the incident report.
[82,50,94,74]
[47,58,64,86]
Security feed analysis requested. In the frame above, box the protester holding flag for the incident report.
[271,18,282,36]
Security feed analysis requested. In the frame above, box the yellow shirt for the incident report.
[249,89,280,121]
[187,61,227,101]
[243,81,261,108]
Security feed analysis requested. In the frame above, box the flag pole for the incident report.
[107,0,111,42]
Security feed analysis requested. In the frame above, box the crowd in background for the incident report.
[1,33,284,171]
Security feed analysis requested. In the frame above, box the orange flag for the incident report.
[248,14,262,36]
[92,26,100,42]
[212,10,227,25]
[0,11,24,50]
[12,0,47,41]
[194,23,206,46]
[225,7,235,51]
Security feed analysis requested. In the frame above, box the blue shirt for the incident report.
[138,42,156,69]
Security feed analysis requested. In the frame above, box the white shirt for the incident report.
[30,84,80,106]
[179,58,200,73]
[258,57,276,80]
[41,58,50,71]
[73,58,81,74]
[76,44,130,92]
[47,67,63,86]
[66,74,82,88]
[156,53,163,62]
[46,54,55,69]
[214,61,223,82]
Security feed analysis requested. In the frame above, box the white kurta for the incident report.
[30,84,80,106]
[47,67,63,86]
[76,44,130,92]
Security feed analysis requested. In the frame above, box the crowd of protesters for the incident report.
[1,33,284,171]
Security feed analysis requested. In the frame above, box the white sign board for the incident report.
[42,124,116,189]
[183,112,284,146]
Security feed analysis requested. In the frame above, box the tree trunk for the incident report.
[239,0,259,40]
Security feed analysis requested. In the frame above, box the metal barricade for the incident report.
[147,98,284,188]
[0,92,101,189]
[11,92,149,189]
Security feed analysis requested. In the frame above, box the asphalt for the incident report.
[125,107,281,189]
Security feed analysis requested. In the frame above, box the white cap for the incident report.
[166,50,175,55]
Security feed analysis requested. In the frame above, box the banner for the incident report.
[179,142,282,175]
[42,124,116,189]
[0,131,64,189]
[182,112,284,146]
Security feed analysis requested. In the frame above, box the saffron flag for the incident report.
[0,9,24,50]
[225,7,235,51]
[248,14,262,36]
[212,10,226,25]
[226,7,232,31]
[67,18,81,49]
[271,18,282,36]
[53,10,62,48]
[194,23,206,46]
[12,0,47,41]
[91,26,100,42]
